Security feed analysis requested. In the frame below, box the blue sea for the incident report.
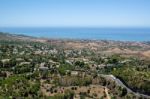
[0,27,150,41]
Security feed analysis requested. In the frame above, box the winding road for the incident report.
[100,74,150,99]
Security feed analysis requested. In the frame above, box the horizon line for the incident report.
[1,26,150,29]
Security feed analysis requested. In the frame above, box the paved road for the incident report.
[100,74,150,99]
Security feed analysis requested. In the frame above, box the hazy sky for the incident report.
[0,0,150,27]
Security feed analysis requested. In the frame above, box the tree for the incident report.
[75,61,85,68]
[120,88,127,97]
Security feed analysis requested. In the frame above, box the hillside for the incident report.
[0,32,150,98]
[1,32,150,58]
[0,32,38,41]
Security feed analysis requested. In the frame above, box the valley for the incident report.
[0,32,150,99]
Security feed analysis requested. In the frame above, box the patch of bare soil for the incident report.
[41,84,108,99]
[142,50,150,57]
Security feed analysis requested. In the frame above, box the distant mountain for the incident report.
[0,32,49,43]
[0,32,37,41]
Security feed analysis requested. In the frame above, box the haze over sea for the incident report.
[0,27,150,41]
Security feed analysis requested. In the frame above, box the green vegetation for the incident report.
[0,75,40,98]
[0,36,150,98]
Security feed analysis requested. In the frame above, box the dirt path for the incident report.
[105,87,111,99]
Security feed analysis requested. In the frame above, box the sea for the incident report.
[0,27,150,41]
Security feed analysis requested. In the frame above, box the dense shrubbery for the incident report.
[0,75,41,98]
[55,76,92,86]
[58,64,74,75]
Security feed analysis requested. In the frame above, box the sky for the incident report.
[0,0,150,27]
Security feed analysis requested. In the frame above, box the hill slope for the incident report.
[0,32,39,41]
